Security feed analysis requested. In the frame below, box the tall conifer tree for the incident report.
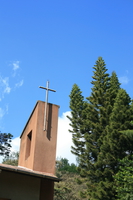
[98,89,133,199]
[109,71,121,107]
[67,84,88,164]
[85,57,114,199]
[68,57,133,199]
[107,89,133,161]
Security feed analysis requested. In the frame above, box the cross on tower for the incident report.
[39,81,56,130]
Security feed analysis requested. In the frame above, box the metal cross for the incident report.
[39,81,56,131]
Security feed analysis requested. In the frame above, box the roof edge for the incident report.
[0,164,61,182]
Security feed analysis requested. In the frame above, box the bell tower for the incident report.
[18,82,59,175]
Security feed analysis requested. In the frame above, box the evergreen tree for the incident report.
[67,84,88,165]
[85,57,114,199]
[114,155,133,200]
[86,57,111,167]
[109,71,121,107]
[68,57,133,200]
[109,89,133,159]
[98,89,133,199]
[0,132,13,156]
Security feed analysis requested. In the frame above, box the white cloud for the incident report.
[4,86,11,94]
[119,76,129,85]
[2,77,11,94]
[12,61,20,77]
[13,61,19,71]
[15,80,24,88]
[10,137,20,152]
[0,76,11,100]
[0,61,23,123]
[56,111,76,164]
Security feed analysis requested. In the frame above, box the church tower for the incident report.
[18,82,59,175]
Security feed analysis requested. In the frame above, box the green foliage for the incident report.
[2,151,19,166]
[68,57,133,199]
[54,172,87,200]
[56,158,78,176]
[55,158,87,200]
[114,156,133,200]
[67,84,87,159]
[0,132,13,156]
[109,71,121,107]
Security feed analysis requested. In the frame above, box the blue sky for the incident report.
[0,1,133,163]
